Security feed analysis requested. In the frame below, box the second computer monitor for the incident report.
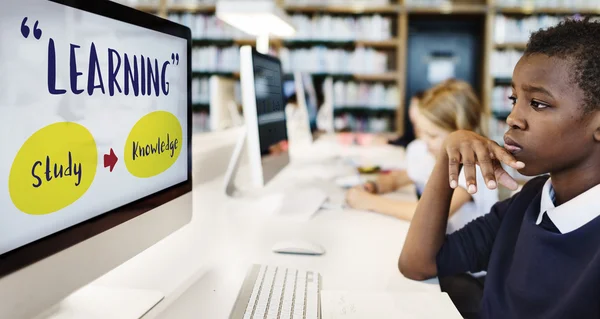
[239,46,289,188]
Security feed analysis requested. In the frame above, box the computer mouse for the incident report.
[272,240,325,255]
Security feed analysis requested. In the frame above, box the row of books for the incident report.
[191,45,393,76]
[495,15,600,44]
[496,0,600,8]
[192,46,240,72]
[334,114,393,133]
[120,0,218,6]
[404,0,455,6]
[192,77,210,104]
[289,14,393,41]
[491,86,514,114]
[490,49,522,78]
[124,0,600,11]
[192,112,211,133]
[169,0,215,4]
[333,81,399,109]
[279,47,390,74]
[168,12,394,42]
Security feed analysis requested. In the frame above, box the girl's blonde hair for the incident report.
[418,79,489,137]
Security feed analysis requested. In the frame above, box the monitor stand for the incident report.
[223,128,328,221]
[223,125,248,197]
[34,285,163,319]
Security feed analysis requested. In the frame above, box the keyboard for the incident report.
[229,265,322,319]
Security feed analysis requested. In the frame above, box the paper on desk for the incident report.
[320,291,462,319]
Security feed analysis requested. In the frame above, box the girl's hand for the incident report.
[363,181,378,194]
[442,130,525,194]
[346,186,375,211]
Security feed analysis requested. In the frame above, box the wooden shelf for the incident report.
[135,4,160,12]
[191,38,399,48]
[353,73,398,81]
[496,7,600,15]
[283,39,398,48]
[334,106,397,113]
[407,4,488,14]
[192,71,240,78]
[495,42,527,50]
[309,72,398,82]
[354,39,399,48]
[284,4,400,14]
[235,38,276,46]
[167,4,216,13]
[192,102,210,109]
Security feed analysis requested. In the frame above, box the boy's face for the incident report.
[506,54,597,176]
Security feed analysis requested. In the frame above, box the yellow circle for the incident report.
[9,122,98,215]
[124,111,183,178]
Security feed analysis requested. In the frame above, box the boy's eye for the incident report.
[530,99,550,109]
[508,96,517,106]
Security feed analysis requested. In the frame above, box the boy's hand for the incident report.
[442,130,525,194]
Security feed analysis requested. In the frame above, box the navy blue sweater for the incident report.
[437,176,600,318]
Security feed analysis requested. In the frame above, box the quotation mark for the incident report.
[171,53,179,65]
[21,17,42,40]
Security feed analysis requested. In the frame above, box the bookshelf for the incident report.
[496,7,600,15]
[167,3,216,13]
[283,4,401,14]
[405,3,488,14]
[134,4,160,12]
[125,0,600,135]
[494,42,527,50]
[487,1,600,143]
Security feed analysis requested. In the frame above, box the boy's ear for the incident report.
[593,112,600,143]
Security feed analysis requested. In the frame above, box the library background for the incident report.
[115,0,600,145]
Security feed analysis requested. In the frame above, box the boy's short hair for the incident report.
[525,18,600,114]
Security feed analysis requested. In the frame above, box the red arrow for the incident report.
[103,148,118,172]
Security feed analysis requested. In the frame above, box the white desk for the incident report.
[94,133,440,319]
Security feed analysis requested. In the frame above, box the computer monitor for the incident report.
[0,0,192,317]
[223,47,327,218]
[296,73,319,132]
[238,46,289,189]
[283,72,316,154]
[317,76,335,134]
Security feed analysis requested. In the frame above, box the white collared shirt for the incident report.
[536,178,600,234]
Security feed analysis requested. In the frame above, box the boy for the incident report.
[399,18,600,318]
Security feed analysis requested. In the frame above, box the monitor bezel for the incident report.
[0,0,193,278]
[240,46,290,188]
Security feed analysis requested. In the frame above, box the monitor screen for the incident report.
[283,74,318,132]
[251,51,288,157]
[301,74,318,132]
[283,80,296,101]
[0,0,191,274]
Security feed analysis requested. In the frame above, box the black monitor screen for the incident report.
[251,51,288,157]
